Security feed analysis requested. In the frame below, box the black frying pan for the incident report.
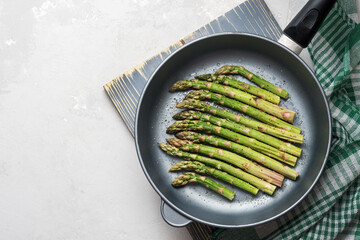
[135,0,335,228]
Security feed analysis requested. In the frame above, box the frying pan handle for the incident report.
[278,0,337,54]
[160,200,192,227]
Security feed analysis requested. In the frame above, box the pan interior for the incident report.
[136,34,330,227]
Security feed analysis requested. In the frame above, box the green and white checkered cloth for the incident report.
[214,1,360,239]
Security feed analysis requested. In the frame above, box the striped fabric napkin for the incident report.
[214,1,360,239]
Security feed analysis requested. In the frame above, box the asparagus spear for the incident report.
[169,79,295,123]
[185,90,301,134]
[159,143,276,195]
[167,120,297,166]
[196,74,280,104]
[175,132,298,180]
[176,100,304,145]
[216,65,289,99]
[172,172,235,201]
[166,138,284,187]
[170,161,259,195]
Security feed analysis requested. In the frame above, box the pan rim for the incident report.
[134,32,332,228]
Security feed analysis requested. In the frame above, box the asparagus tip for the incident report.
[173,111,196,120]
[185,90,203,100]
[215,65,232,74]
[171,173,192,187]
[195,74,213,80]
[158,142,177,153]
[166,121,183,134]
[169,80,192,92]
[175,131,197,141]
[169,161,202,172]
[176,99,208,109]
[176,99,195,108]
[166,138,191,147]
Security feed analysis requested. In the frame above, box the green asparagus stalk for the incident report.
[185,90,301,133]
[173,110,301,157]
[158,143,276,195]
[172,172,235,201]
[166,138,284,187]
[216,65,289,99]
[170,161,259,195]
[175,132,298,180]
[196,74,280,104]
[169,79,295,123]
[166,120,297,166]
[176,100,304,145]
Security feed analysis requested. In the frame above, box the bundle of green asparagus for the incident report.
[169,79,295,123]
[159,143,275,195]
[167,120,297,166]
[175,131,298,180]
[185,90,301,133]
[195,74,281,104]
[158,65,303,201]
